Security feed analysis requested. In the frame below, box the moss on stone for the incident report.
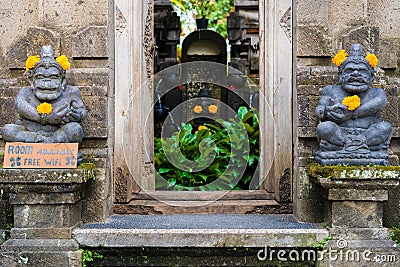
[0,151,4,168]
[78,163,96,182]
[307,163,400,179]
[389,227,400,246]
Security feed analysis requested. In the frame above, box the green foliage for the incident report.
[5,223,13,230]
[81,249,103,267]
[1,231,10,240]
[154,107,259,190]
[313,235,332,251]
[389,227,400,246]
[170,0,234,38]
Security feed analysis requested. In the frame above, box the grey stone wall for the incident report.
[0,0,113,225]
[295,0,400,226]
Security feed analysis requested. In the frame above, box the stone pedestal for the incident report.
[310,167,400,266]
[0,169,86,266]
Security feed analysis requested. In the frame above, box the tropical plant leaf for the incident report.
[167,178,177,188]
[169,0,187,13]
[154,106,259,190]
[158,167,172,174]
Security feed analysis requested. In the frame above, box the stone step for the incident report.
[73,214,328,248]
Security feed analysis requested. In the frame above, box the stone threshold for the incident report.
[73,214,328,248]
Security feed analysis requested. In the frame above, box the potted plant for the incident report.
[170,0,217,29]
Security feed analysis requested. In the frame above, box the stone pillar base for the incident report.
[0,169,87,267]
[1,239,81,267]
[309,166,400,266]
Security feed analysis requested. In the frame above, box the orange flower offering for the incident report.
[25,55,40,70]
[342,95,360,111]
[208,104,218,114]
[56,55,71,70]
[365,53,378,68]
[332,50,347,67]
[198,125,207,131]
[37,102,53,115]
[193,105,203,114]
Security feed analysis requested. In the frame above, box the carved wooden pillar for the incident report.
[260,0,293,202]
[114,0,154,203]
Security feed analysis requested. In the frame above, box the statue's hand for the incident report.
[49,103,70,124]
[326,104,351,122]
[62,108,82,124]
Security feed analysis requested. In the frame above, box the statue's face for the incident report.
[32,66,63,101]
[340,62,373,93]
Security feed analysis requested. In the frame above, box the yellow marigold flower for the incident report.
[25,55,40,71]
[332,50,347,67]
[56,55,71,70]
[342,95,360,111]
[198,125,207,131]
[37,102,53,115]
[208,104,218,114]
[365,53,378,68]
[193,105,203,114]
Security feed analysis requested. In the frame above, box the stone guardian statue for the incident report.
[315,44,392,165]
[2,45,87,143]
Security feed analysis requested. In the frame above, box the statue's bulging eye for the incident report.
[35,75,45,79]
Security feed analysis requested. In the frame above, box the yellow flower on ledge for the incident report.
[332,50,347,67]
[25,55,40,71]
[208,104,218,114]
[37,102,53,115]
[193,105,203,114]
[56,55,71,70]
[342,95,360,111]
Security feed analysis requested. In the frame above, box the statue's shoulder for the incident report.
[321,85,340,95]
[371,87,385,92]
[17,87,33,96]
[370,87,386,95]
[64,85,81,95]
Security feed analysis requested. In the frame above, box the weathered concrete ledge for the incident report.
[307,163,400,180]
[0,168,86,184]
[73,214,329,248]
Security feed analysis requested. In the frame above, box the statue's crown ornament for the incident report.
[25,45,70,72]
[332,44,378,69]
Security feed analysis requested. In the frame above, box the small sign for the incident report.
[3,142,79,169]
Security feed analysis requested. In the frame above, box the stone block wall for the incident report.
[1,0,399,229]
[0,0,113,225]
[295,0,400,225]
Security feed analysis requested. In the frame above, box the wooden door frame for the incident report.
[113,0,294,205]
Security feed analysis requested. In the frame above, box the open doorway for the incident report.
[153,0,261,191]
[113,0,294,213]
